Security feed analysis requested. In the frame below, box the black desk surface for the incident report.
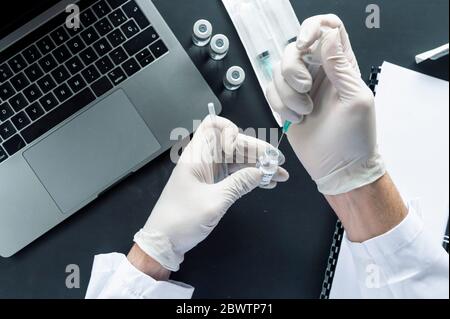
[0,0,448,298]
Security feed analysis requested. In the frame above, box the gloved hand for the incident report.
[134,116,289,271]
[267,14,385,195]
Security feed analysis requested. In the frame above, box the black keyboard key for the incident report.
[9,93,28,112]
[0,102,14,121]
[123,27,159,56]
[67,36,86,54]
[39,53,58,73]
[24,63,44,82]
[66,56,85,75]
[25,102,45,121]
[0,121,16,140]
[50,27,70,46]
[123,0,150,29]
[82,65,101,84]
[23,84,43,103]
[80,8,97,27]
[139,53,155,67]
[0,146,7,163]
[93,38,112,56]
[8,54,27,73]
[79,47,99,66]
[150,39,168,59]
[54,83,73,102]
[11,111,31,130]
[110,47,128,65]
[22,45,42,64]
[122,57,140,76]
[109,0,128,9]
[2,134,25,156]
[0,82,15,100]
[81,27,100,46]
[39,92,59,111]
[51,65,71,83]
[94,17,113,36]
[109,8,127,27]
[10,72,30,92]
[53,45,72,64]
[136,48,150,61]
[66,23,83,38]
[68,74,87,93]
[0,64,13,82]
[107,29,126,47]
[121,20,140,38]
[95,56,114,74]
[37,74,56,94]
[36,36,55,55]
[92,0,112,18]
[108,67,126,85]
[22,88,96,143]
[91,76,113,97]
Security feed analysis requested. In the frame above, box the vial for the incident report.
[209,34,229,60]
[192,19,212,47]
[224,66,245,91]
[258,147,280,187]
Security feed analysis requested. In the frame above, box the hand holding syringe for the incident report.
[239,1,327,147]
[276,32,327,148]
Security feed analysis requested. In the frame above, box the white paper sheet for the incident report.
[330,61,449,298]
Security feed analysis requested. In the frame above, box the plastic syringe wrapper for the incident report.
[222,0,301,126]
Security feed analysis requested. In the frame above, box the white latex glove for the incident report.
[267,14,385,195]
[134,116,289,271]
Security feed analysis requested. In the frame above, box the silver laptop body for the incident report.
[0,0,220,257]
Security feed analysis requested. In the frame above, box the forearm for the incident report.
[127,244,171,281]
[326,173,408,242]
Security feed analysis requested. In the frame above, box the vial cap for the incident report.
[193,19,212,40]
[210,34,229,54]
[226,66,245,86]
[260,147,281,167]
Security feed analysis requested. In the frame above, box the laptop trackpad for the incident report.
[24,90,161,213]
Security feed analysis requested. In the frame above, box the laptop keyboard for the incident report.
[0,0,168,164]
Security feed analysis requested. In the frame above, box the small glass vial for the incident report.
[209,34,229,60]
[192,19,212,47]
[258,147,280,187]
[223,66,245,91]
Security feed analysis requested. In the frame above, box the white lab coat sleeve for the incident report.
[346,202,449,299]
[85,253,194,299]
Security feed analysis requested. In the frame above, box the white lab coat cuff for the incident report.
[347,201,424,258]
[345,202,449,298]
[85,253,194,299]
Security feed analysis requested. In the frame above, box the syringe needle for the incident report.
[277,132,285,149]
[277,120,292,149]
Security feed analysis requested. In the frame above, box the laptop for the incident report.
[0,0,221,257]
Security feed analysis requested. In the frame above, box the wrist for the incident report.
[325,173,408,242]
[127,244,171,281]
